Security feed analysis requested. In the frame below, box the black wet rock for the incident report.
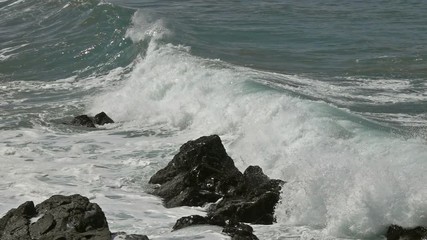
[172,215,258,240]
[386,225,427,240]
[172,215,210,231]
[150,135,284,240]
[71,115,96,128]
[173,215,227,231]
[209,165,284,224]
[222,221,259,240]
[0,201,37,240]
[150,135,284,224]
[0,194,149,240]
[149,135,243,208]
[94,112,114,125]
[0,194,110,240]
[70,112,114,128]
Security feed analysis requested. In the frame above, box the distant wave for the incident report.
[0,0,138,80]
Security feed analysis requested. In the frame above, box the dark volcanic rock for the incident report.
[222,221,259,240]
[150,135,284,239]
[149,135,243,208]
[0,194,110,240]
[209,165,284,224]
[386,225,427,240]
[70,112,114,128]
[0,194,149,240]
[150,135,284,224]
[172,215,210,231]
[0,201,37,240]
[94,112,114,125]
[71,115,96,128]
[172,215,258,240]
[33,194,110,239]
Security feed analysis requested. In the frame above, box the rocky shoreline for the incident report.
[1,123,426,239]
[149,135,284,239]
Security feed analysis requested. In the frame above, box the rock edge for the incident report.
[70,112,114,128]
[149,135,284,239]
[0,194,148,240]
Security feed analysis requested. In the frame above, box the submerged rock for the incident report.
[0,194,148,240]
[150,135,284,239]
[208,165,283,224]
[386,225,427,240]
[71,115,96,128]
[70,112,114,128]
[222,221,259,240]
[172,215,210,231]
[94,112,115,125]
[173,215,258,240]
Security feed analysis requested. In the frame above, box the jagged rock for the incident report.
[172,215,257,240]
[209,166,284,224]
[149,135,243,208]
[94,112,114,125]
[172,215,210,231]
[150,135,284,224]
[70,112,114,128]
[150,135,284,239]
[0,194,148,240]
[172,215,258,240]
[71,115,96,128]
[0,201,37,240]
[386,225,427,240]
[222,221,259,240]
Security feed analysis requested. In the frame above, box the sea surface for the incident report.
[1,0,427,239]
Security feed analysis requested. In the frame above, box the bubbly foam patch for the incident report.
[2,10,427,240]
[0,127,227,239]
[87,15,427,239]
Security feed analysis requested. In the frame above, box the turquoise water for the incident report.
[2,0,427,130]
[1,1,427,239]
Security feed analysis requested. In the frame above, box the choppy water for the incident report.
[1,1,427,239]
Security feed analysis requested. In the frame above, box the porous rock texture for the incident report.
[0,194,148,240]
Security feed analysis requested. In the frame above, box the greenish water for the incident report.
[1,0,426,130]
[1,1,427,239]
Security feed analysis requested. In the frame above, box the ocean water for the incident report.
[1,0,427,239]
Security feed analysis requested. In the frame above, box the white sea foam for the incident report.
[1,11,427,240]
[0,44,28,61]
[87,13,427,239]
[0,127,226,239]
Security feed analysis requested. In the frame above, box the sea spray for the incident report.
[2,1,427,239]
[87,11,427,239]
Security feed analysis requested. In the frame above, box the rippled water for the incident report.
[1,1,427,239]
